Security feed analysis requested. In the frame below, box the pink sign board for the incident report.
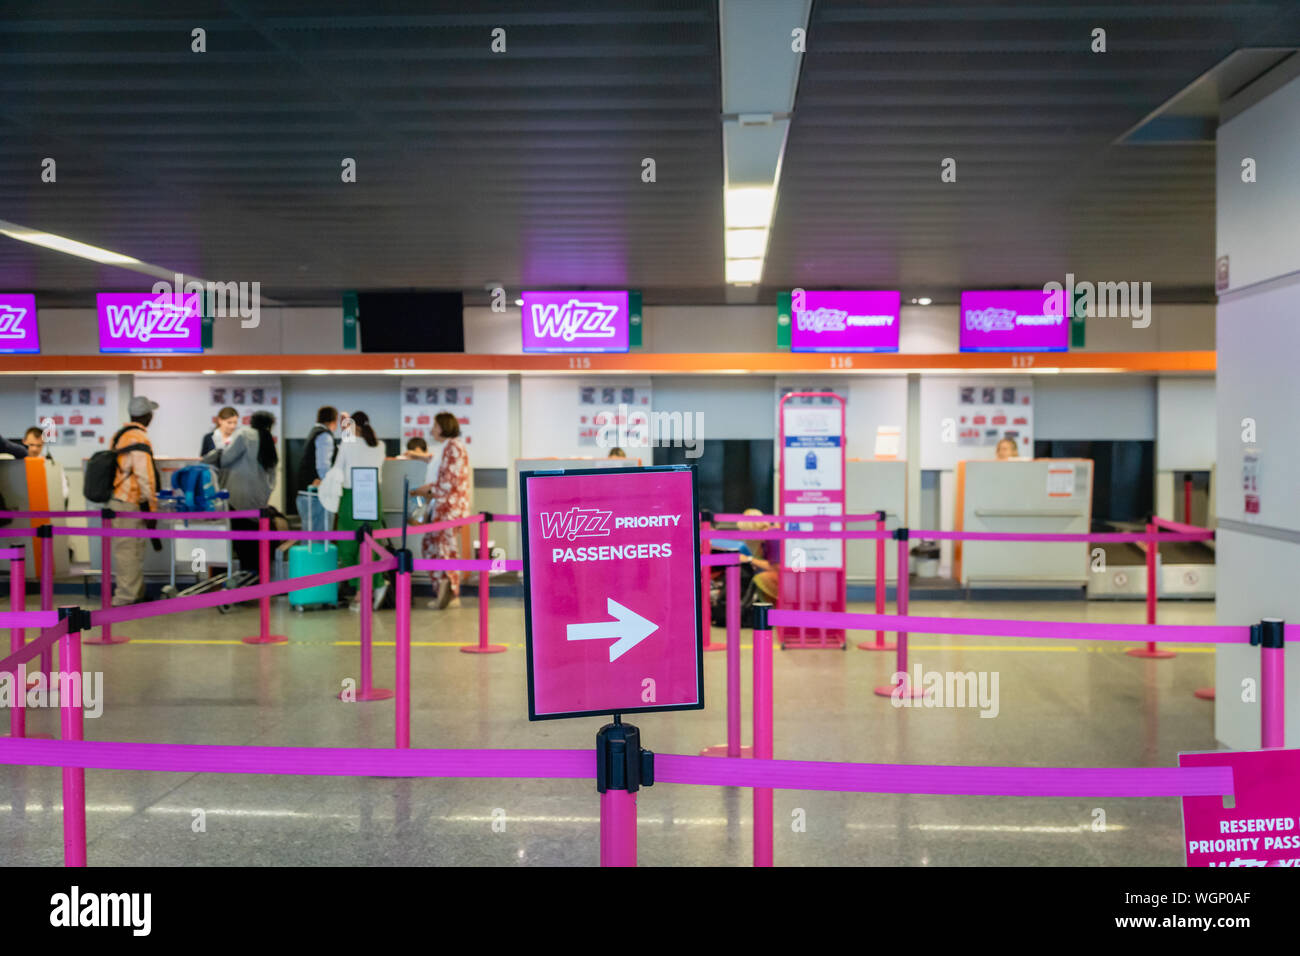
[520,290,630,353]
[1179,748,1300,867]
[521,466,703,720]
[97,291,204,353]
[0,293,40,353]
[960,290,1068,353]
[791,290,900,353]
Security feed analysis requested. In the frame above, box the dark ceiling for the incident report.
[2,0,1299,306]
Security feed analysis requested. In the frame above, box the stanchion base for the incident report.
[460,644,508,654]
[856,640,897,652]
[699,743,753,757]
[83,634,130,646]
[1193,687,1216,701]
[340,687,394,701]
[702,642,727,652]
[241,635,288,645]
[1126,647,1176,659]
[874,682,927,699]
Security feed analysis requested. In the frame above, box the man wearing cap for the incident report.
[108,395,161,606]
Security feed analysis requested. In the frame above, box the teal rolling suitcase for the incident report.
[289,489,339,609]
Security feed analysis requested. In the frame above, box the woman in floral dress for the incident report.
[410,411,471,609]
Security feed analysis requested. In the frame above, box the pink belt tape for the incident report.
[918,530,1212,543]
[653,755,1233,797]
[0,611,60,629]
[710,513,883,524]
[767,609,1250,644]
[0,740,1233,798]
[0,620,68,676]
[0,510,98,519]
[109,509,263,521]
[0,546,24,559]
[58,526,352,541]
[704,528,890,541]
[372,515,483,539]
[701,553,743,566]
[0,528,35,538]
[411,559,523,572]
[1152,517,1215,536]
[90,557,399,626]
[491,515,521,523]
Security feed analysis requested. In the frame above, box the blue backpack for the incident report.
[171,465,219,512]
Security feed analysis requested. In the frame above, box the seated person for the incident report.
[607,447,628,459]
[737,507,778,602]
[404,437,432,461]
[995,437,1020,460]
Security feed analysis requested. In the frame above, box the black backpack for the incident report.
[83,425,154,504]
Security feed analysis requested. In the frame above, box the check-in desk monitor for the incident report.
[955,459,1093,588]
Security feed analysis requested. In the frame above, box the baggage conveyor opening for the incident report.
[1086,522,1215,600]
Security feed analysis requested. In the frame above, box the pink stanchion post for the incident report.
[242,513,287,645]
[859,511,895,652]
[701,562,751,758]
[1128,521,1175,659]
[342,536,392,701]
[39,529,53,684]
[462,516,506,654]
[753,606,774,867]
[85,510,127,646]
[1260,619,1286,748]
[59,611,87,867]
[700,517,725,652]
[876,531,924,698]
[394,551,412,748]
[599,788,638,866]
[8,553,24,738]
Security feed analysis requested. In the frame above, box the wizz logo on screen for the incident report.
[105,295,198,342]
[530,300,619,342]
[0,304,28,339]
[538,507,613,541]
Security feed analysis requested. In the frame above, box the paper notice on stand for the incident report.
[874,426,901,459]
[1046,465,1075,497]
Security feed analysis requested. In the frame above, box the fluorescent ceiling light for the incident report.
[726,258,763,284]
[725,228,768,259]
[0,226,141,265]
[724,187,774,229]
[917,297,932,306]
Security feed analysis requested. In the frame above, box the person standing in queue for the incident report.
[410,411,470,610]
[108,396,162,606]
[327,410,387,608]
[203,410,278,578]
[296,405,339,536]
[200,406,240,457]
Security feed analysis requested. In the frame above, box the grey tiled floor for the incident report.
[0,596,1218,865]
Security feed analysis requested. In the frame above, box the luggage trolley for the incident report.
[157,465,257,611]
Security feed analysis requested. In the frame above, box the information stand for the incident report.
[520,465,703,866]
[777,392,847,647]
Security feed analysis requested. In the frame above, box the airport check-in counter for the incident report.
[845,458,906,586]
[0,456,71,580]
[954,459,1094,589]
[86,457,231,577]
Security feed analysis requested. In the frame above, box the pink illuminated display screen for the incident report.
[960,290,1068,352]
[520,290,630,353]
[521,466,703,720]
[0,293,40,353]
[790,290,900,353]
[1179,748,1300,867]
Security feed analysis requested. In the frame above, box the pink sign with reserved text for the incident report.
[521,466,703,720]
[1179,748,1300,867]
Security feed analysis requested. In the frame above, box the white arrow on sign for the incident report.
[566,598,660,662]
